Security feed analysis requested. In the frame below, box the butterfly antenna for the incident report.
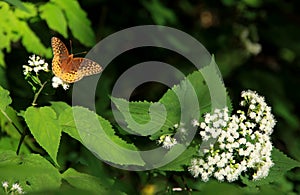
[74,51,88,56]
[69,39,73,54]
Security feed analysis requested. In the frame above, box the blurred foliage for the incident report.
[0,0,300,194]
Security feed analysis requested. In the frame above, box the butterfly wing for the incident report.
[71,58,103,79]
[77,58,103,76]
[51,37,71,81]
[51,37,69,58]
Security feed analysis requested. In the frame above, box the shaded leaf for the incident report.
[0,151,61,192]
[62,168,124,195]
[0,86,12,111]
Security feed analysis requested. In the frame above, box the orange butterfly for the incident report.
[51,37,102,83]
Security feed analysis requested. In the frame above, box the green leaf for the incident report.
[24,106,61,165]
[39,2,68,38]
[158,146,198,171]
[62,168,124,195]
[59,107,82,142]
[3,0,29,12]
[241,148,300,187]
[0,151,61,192]
[111,98,167,136]
[0,86,12,111]
[51,0,96,46]
[142,0,177,25]
[50,101,70,116]
[14,2,37,18]
[20,21,52,58]
[152,71,210,140]
[69,106,145,166]
[0,137,30,154]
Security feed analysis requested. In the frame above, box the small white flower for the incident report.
[52,76,70,90]
[24,54,49,75]
[22,65,33,75]
[159,135,177,149]
[11,183,24,194]
[2,181,8,188]
[191,119,199,127]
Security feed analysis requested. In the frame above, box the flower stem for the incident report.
[32,81,47,106]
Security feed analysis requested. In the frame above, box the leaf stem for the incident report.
[16,128,28,155]
[0,109,22,135]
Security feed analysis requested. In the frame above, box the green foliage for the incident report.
[0,151,61,192]
[24,106,62,165]
[39,3,68,38]
[0,1,51,66]
[1,0,300,194]
[111,98,167,136]
[142,0,177,25]
[49,0,96,46]
[63,106,145,166]
[0,0,95,67]
[0,86,12,111]
[61,168,124,194]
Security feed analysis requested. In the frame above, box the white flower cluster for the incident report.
[158,135,177,149]
[189,90,276,182]
[52,76,70,90]
[2,181,24,194]
[23,54,49,75]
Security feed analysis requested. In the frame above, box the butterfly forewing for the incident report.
[51,37,69,59]
[51,37,102,83]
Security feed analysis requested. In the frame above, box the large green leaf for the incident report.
[60,106,145,166]
[24,106,61,165]
[59,107,82,142]
[158,145,198,171]
[39,2,68,38]
[0,151,61,193]
[50,101,70,116]
[111,98,167,136]
[51,0,96,46]
[62,168,124,195]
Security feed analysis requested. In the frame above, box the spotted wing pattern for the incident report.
[51,37,102,83]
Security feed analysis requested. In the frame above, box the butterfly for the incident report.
[51,37,103,83]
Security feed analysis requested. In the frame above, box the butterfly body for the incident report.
[51,37,102,83]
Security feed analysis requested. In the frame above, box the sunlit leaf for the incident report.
[51,0,96,46]
[39,2,68,38]
[24,106,61,165]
